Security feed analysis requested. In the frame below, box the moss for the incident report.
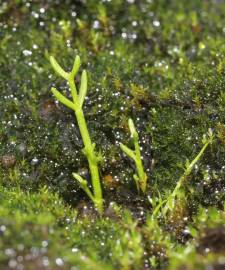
[0,0,225,269]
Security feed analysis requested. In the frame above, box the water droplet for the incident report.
[55,258,64,266]
[153,20,160,27]
[72,247,79,253]
[22,50,32,56]
[31,157,39,165]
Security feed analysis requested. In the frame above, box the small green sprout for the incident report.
[49,55,103,214]
[163,129,214,215]
[120,119,147,193]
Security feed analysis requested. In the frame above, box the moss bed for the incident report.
[0,1,225,269]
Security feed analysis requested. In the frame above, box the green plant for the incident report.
[112,210,143,270]
[162,129,214,215]
[49,55,103,214]
[120,118,147,193]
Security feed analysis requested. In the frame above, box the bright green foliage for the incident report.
[144,214,172,268]
[120,119,147,193]
[163,129,214,215]
[0,186,142,270]
[1,1,225,269]
[50,56,103,214]
[112,210,143,269]
[168,205,225,270]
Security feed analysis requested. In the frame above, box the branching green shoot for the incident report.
[50,55,103,214]
[120,119,147,193]
[162,129,214,215]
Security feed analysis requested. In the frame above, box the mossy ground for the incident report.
[0,0,225,269]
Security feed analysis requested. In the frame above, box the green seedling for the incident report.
[163,129,214,215]
[49,55,103,214]
[120,119,147,193]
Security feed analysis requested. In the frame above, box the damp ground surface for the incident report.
[0,0,225,269]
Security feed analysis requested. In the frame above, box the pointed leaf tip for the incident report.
[72,173,87,185]
[49,56,69,80]
[71,55,81,77]
[51,87,75,110]
[79,70,87,107]
[120,143,136,160]
[128,118,137,138]
[75,55,81,64]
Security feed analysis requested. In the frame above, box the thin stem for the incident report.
[68,75,103,214]
[68,74,79,107]
[75,108,103,213]
[50,56,103,215]
[120,118,147,193]
[163,134,213,215]
[133,136,147,193]
[72,173,95,201]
